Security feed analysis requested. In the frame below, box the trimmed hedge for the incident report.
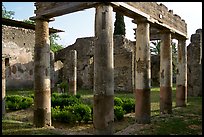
[6,95,33,110]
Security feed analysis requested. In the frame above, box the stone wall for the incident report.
[2,25,62,90]
[187,29,202,97]
[2,25,35,89]
[55,35,135,92]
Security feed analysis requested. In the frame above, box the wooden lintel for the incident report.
[33,2,100,19]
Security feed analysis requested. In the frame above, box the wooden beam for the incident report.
[31,2,100,20]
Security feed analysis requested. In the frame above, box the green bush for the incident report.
[51,94,81,108]
[75,94,81,99]
[51,106,77,124]
[57,81,68,93]
[52,104,92,124]
[114,106,125,121]
[63,104,92,123]
[114,97,123,107]
[73,104,92,123]
[6,95,33,110]
[122,98,135,113]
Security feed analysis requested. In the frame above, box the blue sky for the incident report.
[3,2,202,47]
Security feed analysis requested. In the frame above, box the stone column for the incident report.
[93,4,114,135]
[2,57,6,116]
[50,51,55,93]
[135,19,151,124]
[68,50,77,95]
[176,38,187,107]
[160,31,172,114]
[2,56,9,116]
[33,18,51,127]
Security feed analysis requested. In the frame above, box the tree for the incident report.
[150,40,160,55]
[49,33,63,52]
[23,19,63,52]
[113,12,126,36]
[2,3,15,19]
[23,19,35,25]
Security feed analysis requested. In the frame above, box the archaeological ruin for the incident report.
[187,29,202,97]
[26,2,188,134]
[2,18,63,116]
[3,2,201,135]
[2,18,63,90]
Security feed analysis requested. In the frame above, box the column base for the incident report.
[176,85,187,107]
[34,108,51,128]
[160,86,172,114]
[135,89,150,124]
[93,94,114,135]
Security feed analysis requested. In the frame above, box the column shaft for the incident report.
[176,38,187,107]
[68,50,77,95]
[2,58,6,116]
[160,31,172,114]
[50,51,55,93]
[93,4,114,135]
[135,20,151,124]
[33,19,51,127]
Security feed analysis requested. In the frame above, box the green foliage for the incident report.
[114,12,126,36]
[51,93,81,109]
[51,106,77,124]
[114,106,125,121]
[50,33,63,52]
[2,3,15,19]
[64,104,92,123]
[121,98,135,114]
[52,104,92,124]
[57,81,69,93]
[6,95,33,110]
[150,40,160,55]
[22,19,35,25]
[114,97,123,106]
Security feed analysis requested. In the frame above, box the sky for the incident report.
[2,2,202,47]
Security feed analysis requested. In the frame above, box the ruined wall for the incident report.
[127,2,187,36]
[2,25,35,89]
[187,29,202,97]
[55,35,135,92]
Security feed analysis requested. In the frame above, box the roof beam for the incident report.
[30,2,100,20]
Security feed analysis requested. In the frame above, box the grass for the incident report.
[2,86,202,135]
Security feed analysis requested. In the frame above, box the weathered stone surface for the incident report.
[33,19,51,127]
[176,38,187,107]
[2,58,6,116]
[135,89,150,124]
[160,31,172,114]
[187,29,202,97]
[93,5,114,134]
[134,20,151,124]
[68,50,77,95]
[55,35,135,92]
[2,25,35,90]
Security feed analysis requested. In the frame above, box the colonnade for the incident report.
[1,2,188,135]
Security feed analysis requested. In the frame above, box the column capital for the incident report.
[177,35,187,41]
[132,17,150,24]
[160,29,172,34]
